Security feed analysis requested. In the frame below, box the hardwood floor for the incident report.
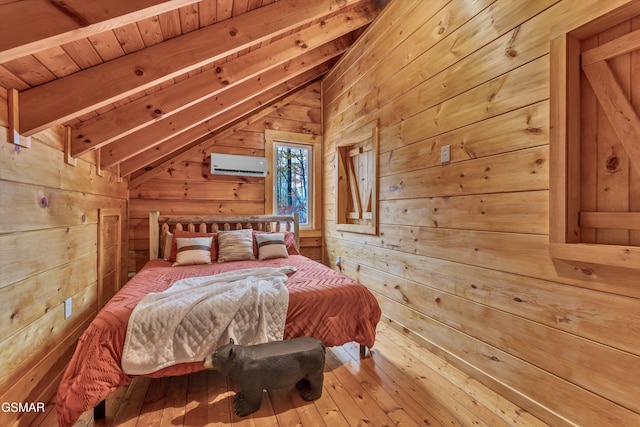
[36,322,548,426]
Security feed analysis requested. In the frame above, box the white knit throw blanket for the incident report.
[121,266,294,375]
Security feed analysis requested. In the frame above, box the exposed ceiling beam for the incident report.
[128,70,327,185]
[100,42,345,168]
[70,3,375,157]
[120,84,316,177]
[0,0,202,63]
[16,0,364,135]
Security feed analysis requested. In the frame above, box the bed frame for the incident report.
[94,211,364,421]
[147,210,368,357]
[149,211,300,260]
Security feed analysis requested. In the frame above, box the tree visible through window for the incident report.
[275,143,311,225]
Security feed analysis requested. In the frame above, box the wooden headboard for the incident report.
[149,211,300,260]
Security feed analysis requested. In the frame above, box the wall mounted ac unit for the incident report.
[210,153,267,177]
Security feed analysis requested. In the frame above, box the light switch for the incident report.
[64,298,72,319]
[441,145,451,164]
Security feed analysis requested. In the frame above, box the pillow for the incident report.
[172,236,213,266]
[255,233,289,260]
[217,229,256,262]
[253,230,300,256]
[169,230,217,262]
[162,231,173,260]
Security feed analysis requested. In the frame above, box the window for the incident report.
[549,4,640,270]
[335,120,379,235]
[275,143,311,224]
[265,130,321,230]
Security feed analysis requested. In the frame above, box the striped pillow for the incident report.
[169,230,217,262]
[172,237,213,266]
[252,231,300,255]
[255,233,288,260]
[217,229,256,262]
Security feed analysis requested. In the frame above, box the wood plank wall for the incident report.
[321,1,640,426]
[128,82,323,272]
[0,89,128,426]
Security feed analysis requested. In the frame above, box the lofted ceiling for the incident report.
[0,0,381,179]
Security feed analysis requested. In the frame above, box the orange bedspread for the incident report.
[56,255,381,426]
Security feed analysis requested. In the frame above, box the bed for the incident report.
[56,212,381,426]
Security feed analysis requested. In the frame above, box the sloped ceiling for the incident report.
[0,0,380,178]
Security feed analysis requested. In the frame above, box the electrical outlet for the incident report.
[441,145,451,164]
[64,298,72,319]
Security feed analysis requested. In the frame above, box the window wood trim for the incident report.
[335,120,379,235]
[550,33,582,246]
[265,130,322,233]
[549,7,640,270]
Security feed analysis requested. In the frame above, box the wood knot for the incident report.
[134,68,144,76]
[471,284,477,289]
[229,29,237,36]
[40,197,48,208]
[435,297,441,304]
[216,66,222,73]
[506,49,517,57]
[606,155,620,172]
[437,27,445,34]
[514,297,524,303]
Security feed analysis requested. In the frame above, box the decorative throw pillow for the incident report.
[162,231,173,260]
[255,233,289,260]
[169,230,217,262]
[217,229,256,262]
[252,230,300,256]
[172,236,213,266]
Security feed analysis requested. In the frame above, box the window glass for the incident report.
[274,142,312,226]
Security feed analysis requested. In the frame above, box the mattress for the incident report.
[56,254,381,426]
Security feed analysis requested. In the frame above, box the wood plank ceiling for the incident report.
[0,0,380,178]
